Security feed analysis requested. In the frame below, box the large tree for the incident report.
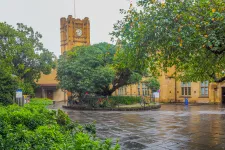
[0,22,56,95]
[57,43,142,97]
[111,0,225,82]
[0,62,18,105]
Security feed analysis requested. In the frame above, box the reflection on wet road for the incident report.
[60,104,225,150]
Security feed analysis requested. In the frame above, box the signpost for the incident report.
[16,89,23,106]
[16,89,22,98]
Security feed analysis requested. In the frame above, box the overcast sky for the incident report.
[0,0,135,57]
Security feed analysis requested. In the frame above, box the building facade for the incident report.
[113,70,225,104]
[158,71,225,104]
[35,15,90,101]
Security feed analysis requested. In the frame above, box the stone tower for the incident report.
[60,15,90,54]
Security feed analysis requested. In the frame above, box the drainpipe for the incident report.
[175,78,177,103]
[174,67,177,103]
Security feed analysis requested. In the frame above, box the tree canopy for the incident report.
[145,78,160,93]
[0,22,56,95]
[57,43,142,97]
[111,0,225,82]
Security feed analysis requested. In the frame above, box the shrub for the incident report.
[56,109,71,126]
[0,98,120,149]
[84,121,96,135]
[0,68,18,105]
[108,96,141,105]
[29,98,53,106]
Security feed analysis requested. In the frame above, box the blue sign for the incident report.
[16,89,23,98]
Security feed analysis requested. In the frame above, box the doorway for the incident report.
[222,88,225,104]
[47,90,53,100]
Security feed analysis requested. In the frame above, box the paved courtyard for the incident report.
[57,103,225,150]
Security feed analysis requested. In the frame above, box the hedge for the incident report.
[108,96,141,105]
[0,98,120,149]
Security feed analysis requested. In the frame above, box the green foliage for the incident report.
[58,43,115,96]
[72,132,120,150]
[145,78,160,92]
[0,22,56,95]
[28,98,53,106]
[84,96,141,108]
[108,96,141,105]
[112,0,225,82]
[0,67,18,105]
[0,99,120,149]
[56,109,71,126]
[84,121,96,135]
[18,81,35,96]
[57,42,142,96]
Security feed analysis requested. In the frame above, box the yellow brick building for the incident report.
[35,15,90,101]
[113,69,225,104]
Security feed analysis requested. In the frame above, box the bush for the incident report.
[0,99,120,149]
[108,96,141,105]
[0,68,18,105]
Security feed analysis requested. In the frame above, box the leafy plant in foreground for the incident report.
[0,99,120,149]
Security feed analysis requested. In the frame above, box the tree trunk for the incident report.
[98,69,132,96]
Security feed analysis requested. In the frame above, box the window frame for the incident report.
[181,82,191,96]
[142,83,149,96]
[118,87,124,96]
[200,81,209,96]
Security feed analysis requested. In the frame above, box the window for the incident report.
[118,87,124,96]
[138,83,140,96]
[201,81,209,96]
[142,83,148,96]
[147,88,150,96]
[181,82,191,96]
[118,86,127,96]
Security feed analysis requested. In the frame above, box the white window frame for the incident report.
[200,81,209,96]
[118,87,124,96]
[181,82,191,96]
[142,83,149,96]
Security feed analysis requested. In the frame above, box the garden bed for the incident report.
[62,103,161,111]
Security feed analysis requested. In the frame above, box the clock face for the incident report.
[76,29,82,36]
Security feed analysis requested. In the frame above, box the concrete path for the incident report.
[52,103,225,150]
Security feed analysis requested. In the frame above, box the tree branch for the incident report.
[210,73,225,83]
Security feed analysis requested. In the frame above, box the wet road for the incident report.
[55,103,225,150]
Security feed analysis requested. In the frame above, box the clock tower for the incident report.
[60,15,90,54]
